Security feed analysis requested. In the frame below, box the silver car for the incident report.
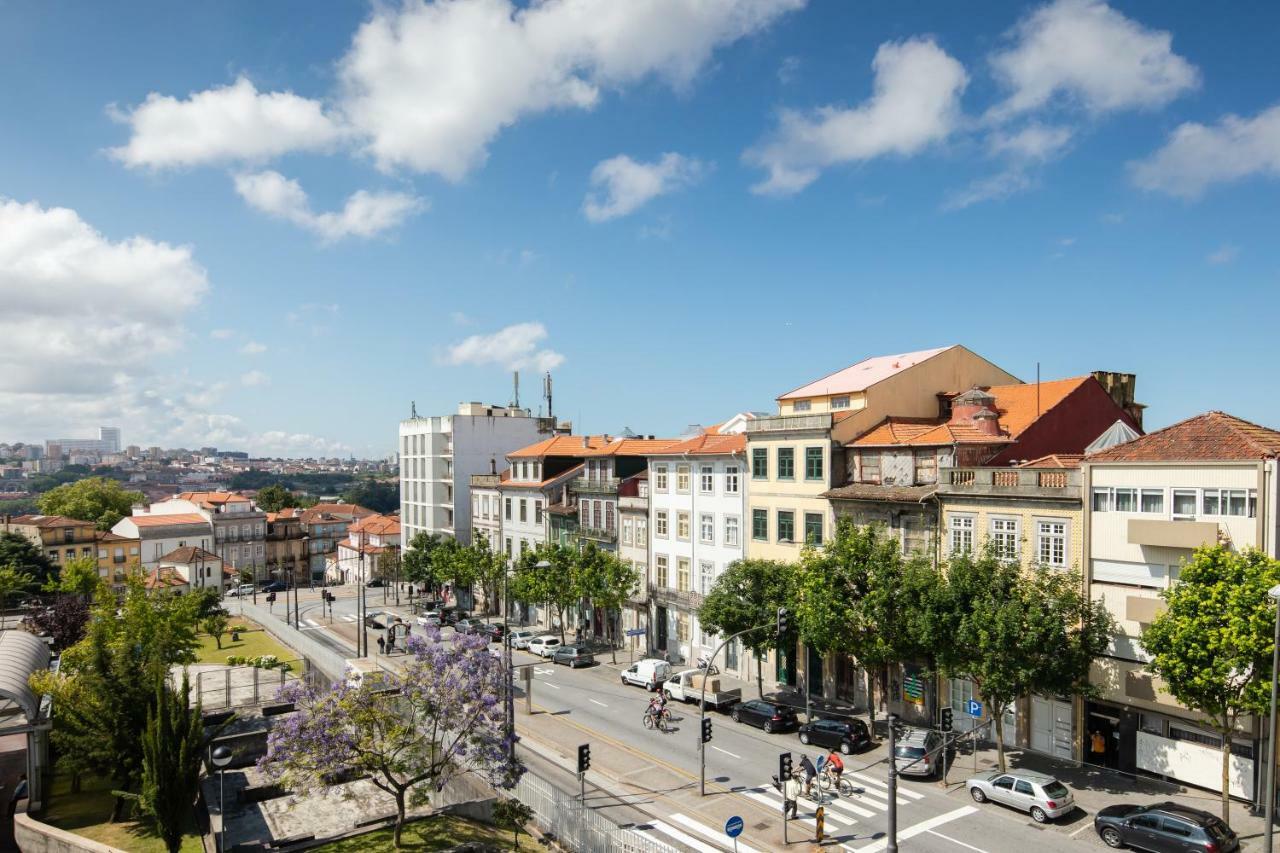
[967,770,1074,823]
[894,728,944,777]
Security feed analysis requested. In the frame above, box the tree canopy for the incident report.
[36,476,145,530]
[509,543,580,640]
[402,532,444,590]
[340,478,399,514]
[698,557,796,693]
[0,532,56,585]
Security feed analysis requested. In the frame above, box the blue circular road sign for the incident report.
[724,816,744,838]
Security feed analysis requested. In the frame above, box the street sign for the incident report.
[966,699,982,717]
[625,627,646,637]
[724,816,743,838]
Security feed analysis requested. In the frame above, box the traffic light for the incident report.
[701,717,713,744]
[778,752,792,781]
[776,607,790,639]
[577,743,590,774]
[941,708,953,732]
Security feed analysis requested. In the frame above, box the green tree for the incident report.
[510,544,578,641]
[37,476,145,530]
[126,674,207,853]
[575,543,640,663]
[253,484,295,512]
[45,554,104,598]
[1143,546,1280,820]
[934,544,1111,772]
[698,558,796,695]
[0,532,56,585]
[203,612,229,650]
[492,797,534,850]
[340,478,398,513]
[403,532,444,593]
[0,564,35,630]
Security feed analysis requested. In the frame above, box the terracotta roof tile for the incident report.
[508,435,613,458]
[1017,454,1084,469]
[579,438,680,457]
[1086,411,1280,462]
[158,546,221,564]
[501,463,585,489]
[128,513,208,528]
[8,514,91,528]
[349,514,401,536]
[654,433,747,455]
[144,568,187,590]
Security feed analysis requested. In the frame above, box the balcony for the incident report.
[570,476,620,494]
[470,473,501,488]
[745,413,833,434]
[579,526,618,543]
[937,465,1080,499]
[648,583,703,611]
[1127,518,1219,550]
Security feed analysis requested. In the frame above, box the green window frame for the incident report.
[777,510,795,543]
[752,508,768,541]
[804,512,823,544]
[805,447,824,481]
[777,448,795,480]
[752,447,768,479]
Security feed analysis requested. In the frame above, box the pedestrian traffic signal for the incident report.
[701,717,713,743]
[941,708,953,732]
[577,743,590,774]
[779,752,792,781]
[776,607,790,639]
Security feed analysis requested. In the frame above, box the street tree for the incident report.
[402,532,444,594]
[37,476,145,530]
[258,630,521,848]
[125,674,208,853]
[1143,546,1280,821]
[0,564,35,630]
[492,797,534,849]
[44,555,104,598]
[575,543,640,663]
[934,544,1111,772]
[23,594,91,651]
[0,532,56,585]
[459,538,506,616]
[203,612,230,650]
[510,544,578,641]
[698,558,796,694]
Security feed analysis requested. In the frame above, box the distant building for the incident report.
[45,426,120,456]
[331,514,401,584]
[157,546,225,592]
[112,513,212,568]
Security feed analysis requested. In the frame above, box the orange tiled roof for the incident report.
[579,438,680,457]
[175,491,251,508]
[306,502,375,518]
[128,513,209,527]
[1018,454,1084,469]
[7,514,91,528]
[144,568,187,590]
[349,514,401,536]
[656,433,747,455]
[1086,411,1280,463]
[508,435,613,458]
[158,546,221,564]
[501,462,584,488]
[95,531,137,543]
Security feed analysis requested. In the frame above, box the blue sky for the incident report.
[1,0,1277,457]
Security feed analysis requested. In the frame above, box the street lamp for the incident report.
[1264,582,1280,853]
[211,745,232,853]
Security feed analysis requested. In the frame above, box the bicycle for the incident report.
[820,766,855,798]
[642,708,671,732]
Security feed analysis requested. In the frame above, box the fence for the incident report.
[515,771,678,853]
[193,660,306,710]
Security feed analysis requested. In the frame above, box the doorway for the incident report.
[655,606,668,652]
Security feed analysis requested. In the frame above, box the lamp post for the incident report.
[211,745,232,853]
[1264,583,1280,853]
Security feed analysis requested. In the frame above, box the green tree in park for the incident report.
[698,558,796,695]
[510,543,578,641]
[492,797,535,850]
[1143,546,1280,821]
[0,532,56,585]
[575,543,640,663]
[37,476,145,530]
[933,544,1111,772]
[0,564,35,630]
[203,611,230,650]
[44,554,104,598]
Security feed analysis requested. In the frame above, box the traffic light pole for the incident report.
[699,623,771,796]
[886,713,899,853]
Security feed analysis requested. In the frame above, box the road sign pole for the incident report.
[887,713,898,853]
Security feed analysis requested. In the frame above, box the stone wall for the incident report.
[13,810,127,853]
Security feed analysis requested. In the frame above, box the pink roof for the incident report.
[129,513,208,527]
[778,346,953,400]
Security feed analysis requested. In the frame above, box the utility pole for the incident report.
[358,528,368,657]
[886,713,899,853]
[699,620,773,796]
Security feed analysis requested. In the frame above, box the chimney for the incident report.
[489,457,496,475]
[581,435,589,449]
[949,387,1001,436]
[971,408,1001,436]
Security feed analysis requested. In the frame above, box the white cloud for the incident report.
[240,370,271,387]
[109,76,346,169]
[1100,211,1125,224]
[240,341,267,355]
[987,0,1198,120]
[778,55,801,84]
[209,328,235,340]
[745,38,968,195]
[233,170,424,241]
[338,0,804,179]
[582,153,704,222]
[942,167,1037,210]
[1206,245,1239,265]
[1130,103,1280,198]
[988,123,1073,161]
[443,322,565,373]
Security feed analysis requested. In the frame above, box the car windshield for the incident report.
[895,746,925,758]
[1042,781,1069,798]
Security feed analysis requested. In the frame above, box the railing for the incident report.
[745,412,833,433]
[993,470,1019,487]
[192,659,307,710]
[580,526,618,543]
[570,477,620,493]
[515,770,678,853]
[648,583,703,610]
[939,465,1080,494]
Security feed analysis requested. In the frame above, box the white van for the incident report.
[620,659,672,691]
[226,583,256,597]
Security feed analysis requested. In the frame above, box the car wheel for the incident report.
[969,787,987,804]
[1030,806,1048,824]
[621,676,628,685]
[763,721,774,734]
[570,661,577,669]
[840,742,853,755]
[664,690,674,700]
[1100,827,1124,849]
[799,733,810,745]
[732,711,741,723]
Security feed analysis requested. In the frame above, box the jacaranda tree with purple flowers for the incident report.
[258,629,521,848]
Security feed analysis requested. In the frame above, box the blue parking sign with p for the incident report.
[966,699,982,717]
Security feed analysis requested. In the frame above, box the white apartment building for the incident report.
[112,514,213,569]
[1083,411,1280,800]
[399,402,556,546]
[498,461,583,561]
[331,514,402,584]
[617,472,651,652]
[142,491,266,579]
[469,472,503,554]
[647,430,749,675]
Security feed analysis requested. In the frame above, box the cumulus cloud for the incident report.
[582,153,704,222]
[988,123,1073,161]
[240,370,271,387]
[109,76,346,169]
[443,322,565,373]
[233,170,424,241]
[987,0,1198,120]
[745,38,968,195]
[1130,103,1280,199]
[240,341,267,355]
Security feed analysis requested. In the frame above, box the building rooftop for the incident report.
[128,513,208,528]
[508,435,612,458]
[500,462,584,488]
[158,546,222,564]
[654,433,747,455]
[144,568,187,590]
[579,438,680,458]
[174,491,252,508]
[1086,411,1280,463]
[822,484,937,503]
[6,514,92,528]
[1017,454,1084,469]
[349,514,401,536]
[778,345,954,400]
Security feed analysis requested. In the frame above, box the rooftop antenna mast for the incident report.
[544,372,554,420]
[511,371,520,409]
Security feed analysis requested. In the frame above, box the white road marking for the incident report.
[846,770,920,803]
[541,682,560,689]
[710,746,741,759]
[646,820,724,853]
[590,699,608,707]
[671,814,764,853]
[1068,822,1093,837]
[849,806,978,853]
[742,788,853,828]
[927,828,989,852]
[821,794,877,819]
[341,614,356,622]
[534,667,554,674]
[304,618,320,628]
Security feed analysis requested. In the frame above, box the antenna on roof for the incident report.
[544,371,553,420]
[410,400,417,418]
[511,371,520,409]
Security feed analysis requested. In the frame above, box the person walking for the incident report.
[8,774,28,817]
[782,773,801,819]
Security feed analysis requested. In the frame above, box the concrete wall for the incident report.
[14,811,128,853]
[237,601,349,683]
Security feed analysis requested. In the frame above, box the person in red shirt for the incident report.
[825,750,845,787]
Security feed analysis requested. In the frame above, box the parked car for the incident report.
[1094,802,1239,852]
[442,609,472,627]
[364,611,390,629]
[798,717,872,754]
[260,580,288,593]
[225,583,256,597]
[662,669,741,711]
[552,646,595,668]
[967,770,1074,823]
[416,610,442,627]
[507,630,535,649]
[620,659,672,691]
[893,728,946,778]
[482,623,507,642]
[729,699,799,734]
[366,578,384,587]
[455,618,486,635]
[527,635,562,658]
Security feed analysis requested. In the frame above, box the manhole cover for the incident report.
[752,822,771,831]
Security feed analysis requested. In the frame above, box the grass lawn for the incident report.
[193,617,297,665]
[312,814,543,851]
[39,771,203,853]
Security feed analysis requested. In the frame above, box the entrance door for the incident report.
[725,638,740,673]
[807,645,825,696]
[1031,696,1075,759]
[776,638,797,686]
[655,606,668,652]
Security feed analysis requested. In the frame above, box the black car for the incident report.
[483,623,507,642]
[363,611,390,629]
[455,618,486,634]
[442,609,472,627]
[729,699,799,734]
[551,646,595,668]
[260,580,288,593]
[366,578,384,588]
[1094,802,1238,852]
[798,717,872,754]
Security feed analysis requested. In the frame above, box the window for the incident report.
[505,537,513,557]
[519,499,527,522]
[1161,818,1195,839]
[1114,488,1137,512]
[949,515,974,554]
[804,512,823,545]
[700,513,714,544]
[637,518,647,543]
[831,395,850,410]
[505,498,512,520]
[676,612,690,643]
[1172,489,1198,519]
[605,502,614,531]
[991,518,1019,561]
[1092,488,1112,512]
[656,555,670,586]
[579,502,589,525]
[535,500,543,524]
[593,501,603,529]
[677,511,690,541]
[700,465,714,494]
[777,510,795,543]
[622,518,633,545]
[656,510,669,537]
[1037,520,1068,569]
[520,540,529,555]
[752,448,768,479]
[1140,489,1164,513]
[1204,488,1253,517]
[752,509,768,541]
[793,400,811,412]
[654,464,669,491]
[725,466,740,494]
[677,558,691,592]
[1013,780,1034,796]
[777,448,795,480]
[675,464,691,493]
[700,561,715,594]
[805,447,824,481]
[860,451,880,483]
[725,515,740,547]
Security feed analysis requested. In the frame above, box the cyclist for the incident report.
[798,754,817,797]
[824,749,845,789]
